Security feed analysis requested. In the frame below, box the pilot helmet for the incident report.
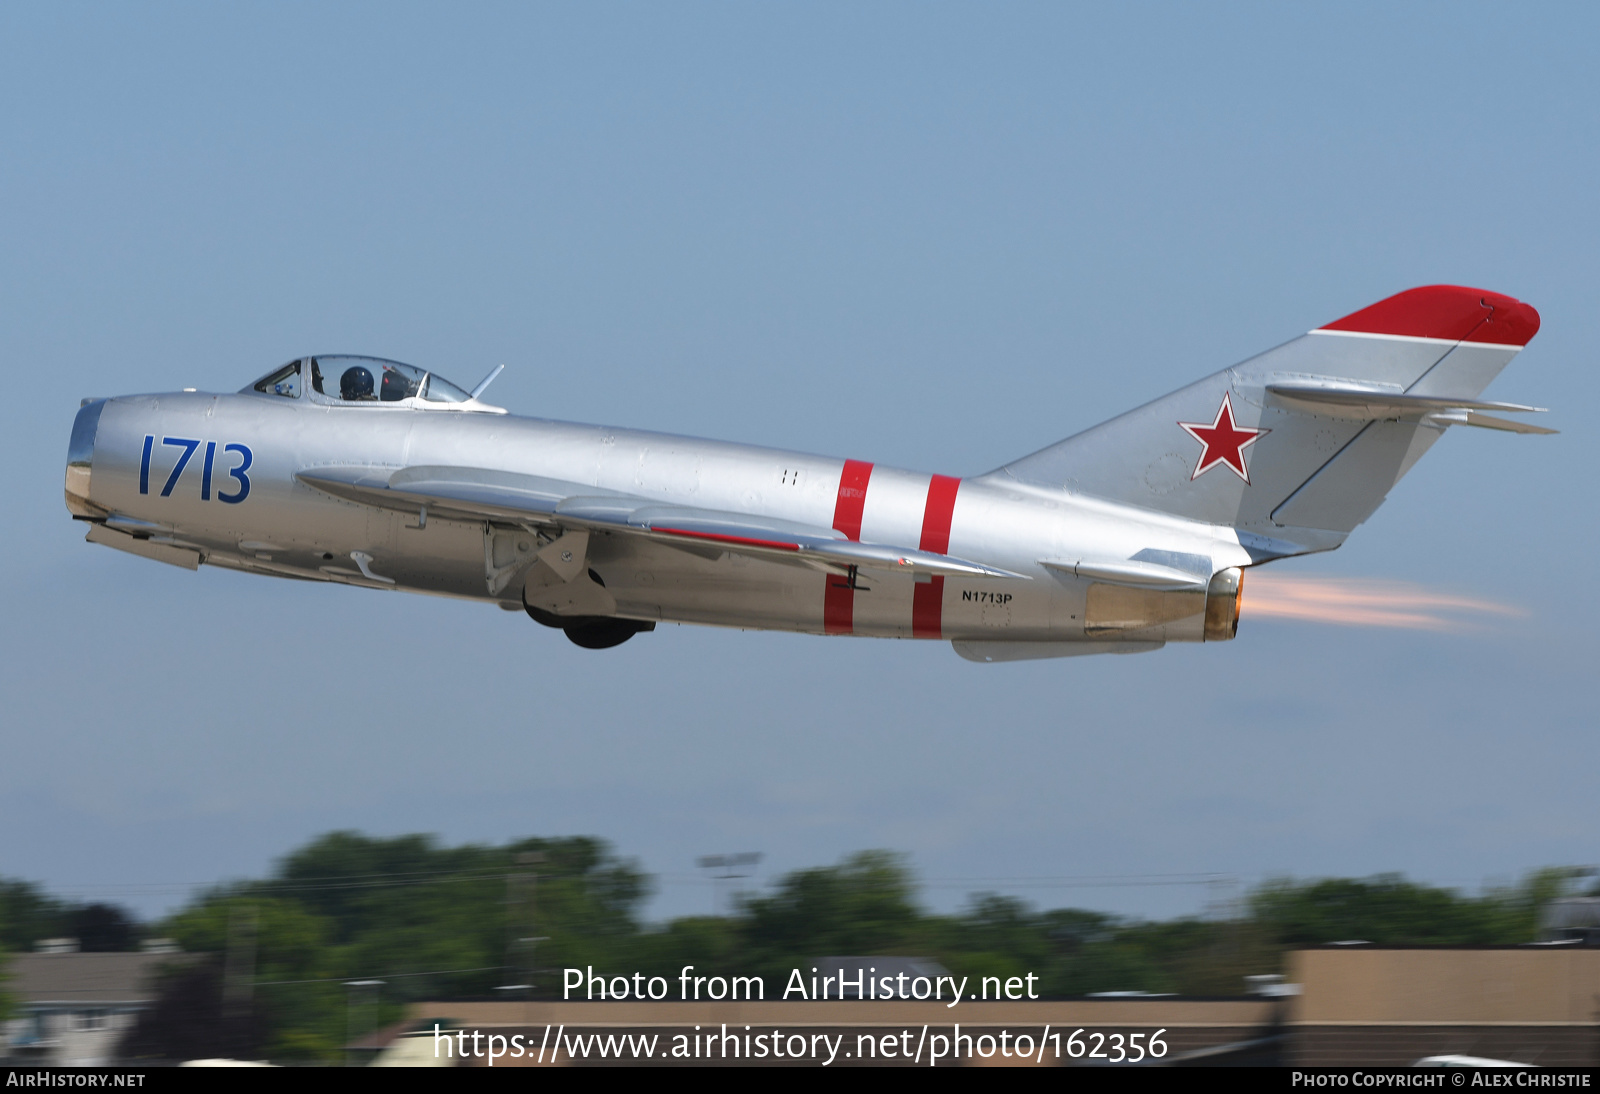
[340,366,375,400]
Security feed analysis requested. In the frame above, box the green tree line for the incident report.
[0,832,1585,1062]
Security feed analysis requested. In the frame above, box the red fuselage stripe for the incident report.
[919,474,960,554]
[825,459,874,634]
[913,475,961,639]
[832,459,873,542]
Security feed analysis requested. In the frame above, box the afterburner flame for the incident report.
[1240,572,1523,631]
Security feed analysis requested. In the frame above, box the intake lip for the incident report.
[65,398,108,518]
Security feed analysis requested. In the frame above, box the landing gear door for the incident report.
[484,525,541,597]
[536,529,589,584]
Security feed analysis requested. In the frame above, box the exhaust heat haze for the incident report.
[1240,572,1524,632]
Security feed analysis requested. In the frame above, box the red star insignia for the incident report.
[1178,393,1268,484]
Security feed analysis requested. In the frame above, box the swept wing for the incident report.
[296,465,1022,580]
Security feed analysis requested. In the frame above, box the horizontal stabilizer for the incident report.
[1266,383,1548,419]
[1453,411,1558,435]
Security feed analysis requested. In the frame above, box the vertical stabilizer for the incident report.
[985,286,1543,556]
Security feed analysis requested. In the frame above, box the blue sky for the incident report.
[2,2,1595,923]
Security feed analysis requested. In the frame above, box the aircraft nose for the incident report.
[65,398,107,518]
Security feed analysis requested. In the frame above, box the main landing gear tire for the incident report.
[523,603,655,649]
[563,618,655,649]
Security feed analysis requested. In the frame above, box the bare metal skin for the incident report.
[64,287,1551,657]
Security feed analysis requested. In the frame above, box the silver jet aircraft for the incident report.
[64,285,1551,659]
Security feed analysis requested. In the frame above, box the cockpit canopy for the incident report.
[245,356,481,408]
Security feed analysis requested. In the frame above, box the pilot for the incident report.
[339,365,376,401]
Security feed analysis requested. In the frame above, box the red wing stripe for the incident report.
[824,576,854,635]
[912,577,944,640]
[654,527,801,551]
[913,475,961,639]
[832,459,874,542]
[825,459,873,635]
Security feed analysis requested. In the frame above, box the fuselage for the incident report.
[67,376,1250,651]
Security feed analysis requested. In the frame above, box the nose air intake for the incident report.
[65,399,107,518]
